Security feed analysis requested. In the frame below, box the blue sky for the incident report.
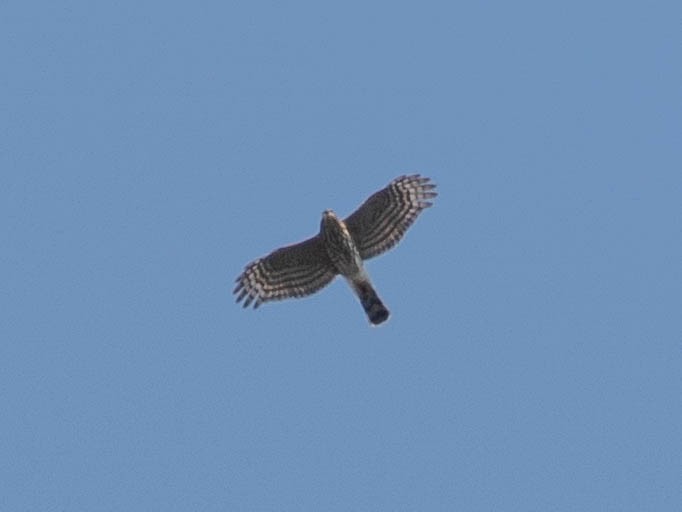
[2,1,681,510]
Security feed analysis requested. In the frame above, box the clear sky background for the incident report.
[2,1,681,510]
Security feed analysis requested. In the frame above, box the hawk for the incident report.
[234,174,437,324]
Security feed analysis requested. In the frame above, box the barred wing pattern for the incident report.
[234,235,337,308]
[344,175,437,260]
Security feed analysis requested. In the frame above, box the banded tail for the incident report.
[352,279,390,325]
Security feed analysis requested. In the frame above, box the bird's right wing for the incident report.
[234,235,337,308]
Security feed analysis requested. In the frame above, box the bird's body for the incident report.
[234,174,437,325]
[320,210,389,324]
[320,210,363,278]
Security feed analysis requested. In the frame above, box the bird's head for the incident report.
[321,209,339,232]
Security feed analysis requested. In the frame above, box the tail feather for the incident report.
[353,280,390,325]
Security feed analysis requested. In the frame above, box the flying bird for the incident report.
[234,174,437,324]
